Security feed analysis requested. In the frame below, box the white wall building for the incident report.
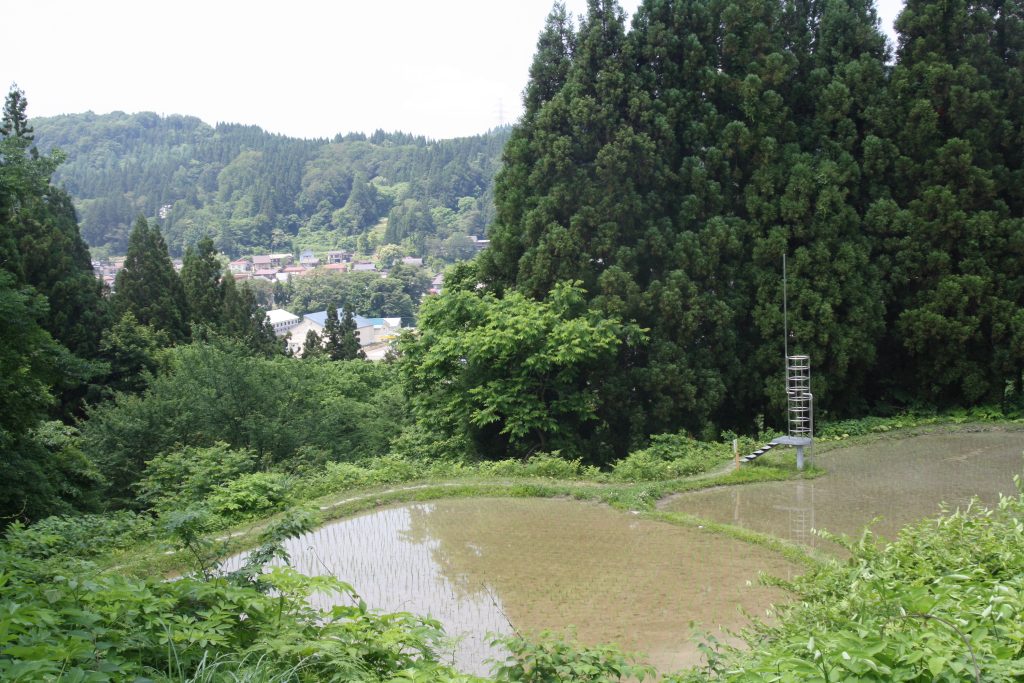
[266,309,301,336]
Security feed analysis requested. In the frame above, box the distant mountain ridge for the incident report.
[31,111,511,260]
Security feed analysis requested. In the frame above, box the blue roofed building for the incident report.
[286,308,403,358]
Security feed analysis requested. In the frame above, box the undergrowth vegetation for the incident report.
[669,487,1024,682]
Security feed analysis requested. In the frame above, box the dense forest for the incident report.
[2,0,1023,679]
[467,0,1024,461]
[32,112,510,260]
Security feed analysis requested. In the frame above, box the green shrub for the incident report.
[138,442,259,512]
[816,407,1022,441]
[491,631,655,681]
[318,461,376,491]
[207,472,293,522]
[2,511,154,560]
[612,433,730,481]
[0,548,458,682]
[698,490,1024,682]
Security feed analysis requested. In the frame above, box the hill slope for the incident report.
[32,112,510,259]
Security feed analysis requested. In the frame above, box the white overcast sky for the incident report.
[1,0,905,141]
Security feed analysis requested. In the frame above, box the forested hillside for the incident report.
[31,112,510,260]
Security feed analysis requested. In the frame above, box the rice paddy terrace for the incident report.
[225,426,1024,676]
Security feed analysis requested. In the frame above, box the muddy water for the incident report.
[226,498,799,675]
[661,431,1023,550]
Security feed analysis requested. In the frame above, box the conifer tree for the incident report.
[322,305,363,360]
[181,237,225,328]
[337,309,365,360]
[97,311,161,395]
[0,85,34,142]
[221,274,280,356]
[302,328,324,359]
[323,303,341,353]
[482,2,577,288]
[871,0,1024,405]
[113,217,190,344]
[0,85,109,360]
[482,0,898,451]
[0,271,99,522]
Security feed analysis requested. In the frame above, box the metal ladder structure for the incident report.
[739,354,814,469]
[738,255,814,470]
[787,355,813,441]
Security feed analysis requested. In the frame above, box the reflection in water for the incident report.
[663,431,1024,549]
[224,506,512,673]
[223,499,800,675]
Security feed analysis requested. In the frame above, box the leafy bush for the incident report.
[0,550,459,682]
[612,433,733,481]
[481,452,594,479]
[491,631,655,682]
[138,442,259,512]
[816,407,1022,441]
[82,343,405,507]
[691,489,1024,682]
[2,510,154,560]
[207,472,293,522]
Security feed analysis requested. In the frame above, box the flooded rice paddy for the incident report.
[226,498,799,675]
[661,430,1024,549]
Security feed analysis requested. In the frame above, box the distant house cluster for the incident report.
[93,245,441,291]
[93,257,127,289]
[93,255,183,290]
[231,250,354,283]
[229,250,435,283]
[266,307,404,361]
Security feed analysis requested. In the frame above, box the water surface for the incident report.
[227,498,800,675]
[660,430,1023,549]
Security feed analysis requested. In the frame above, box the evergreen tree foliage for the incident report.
[180,236,225,328]
[870,0,1024,406]
[478,0,1023,457]
[113,217,190,344]
[302,328,324,359]
[1,86,109,361]
[0,271,100,522]
[337,309,366,361]
[323,305,363,361]
[97,311,161,396]
[0,85,33,140]
[221,275,280,356]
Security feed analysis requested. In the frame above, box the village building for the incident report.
[326,250,350,264]
[299,250,320,267]
[429,273,444,294]
[265,309,301,336]
[284,308,402,357]
[229,258,252,274]
[268,253,293,268]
